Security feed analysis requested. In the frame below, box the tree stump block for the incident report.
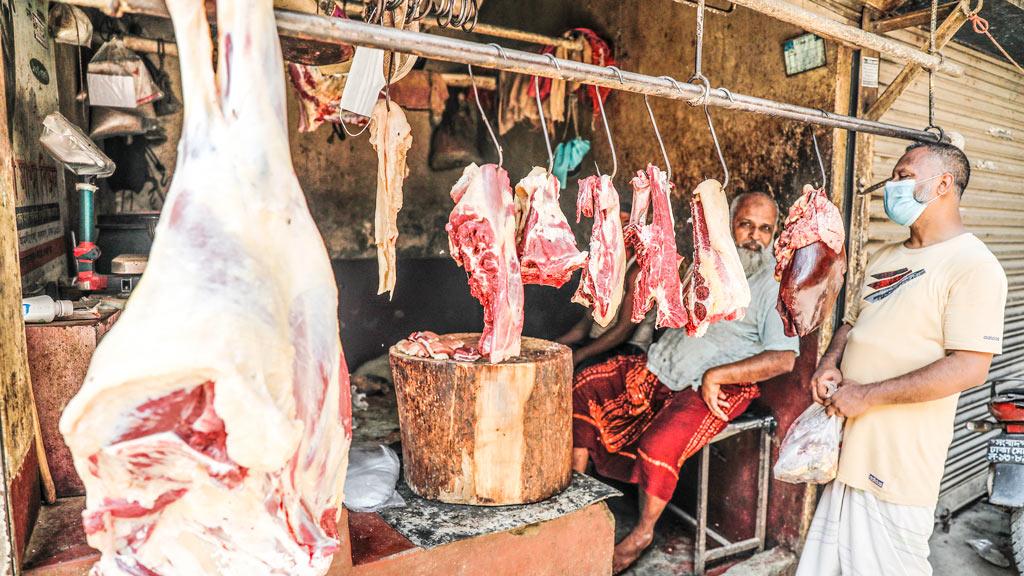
[390,333,572,505]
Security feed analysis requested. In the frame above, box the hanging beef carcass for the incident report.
[447,163,525,363]
[369,99,412,299]
[774,184,847,337]
[682,180,751,337]
[625,164,687,328]
[59,1,351,574]
[514,166,587,287]
[573,174,627,327]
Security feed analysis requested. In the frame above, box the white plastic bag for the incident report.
[343,444,406,512]
[773,401,844,484]
[87,39,164,108]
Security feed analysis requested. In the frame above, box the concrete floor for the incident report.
[931,500,1019,576]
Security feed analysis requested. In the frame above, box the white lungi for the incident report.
[796,480,935,576]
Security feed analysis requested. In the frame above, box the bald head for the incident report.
[730,192,779,251]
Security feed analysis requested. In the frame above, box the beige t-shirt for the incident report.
[836,233,1007,507]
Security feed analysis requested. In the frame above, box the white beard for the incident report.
[737,245,771,277]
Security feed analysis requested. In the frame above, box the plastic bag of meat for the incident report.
[774,185,847,337]
[59,1,352,574]
[573,174,627,327]
[447,163,524,363]
[774,400,844,484]
[514,167,587,287]
[625,164,687,328]
[681,180,751,337]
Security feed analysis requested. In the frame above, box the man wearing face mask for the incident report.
[572,191,799,573]
[797,142,1007,576]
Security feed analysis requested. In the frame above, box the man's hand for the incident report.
[824,379,874,418]
[810,365,843,405]
[701,369,731,421]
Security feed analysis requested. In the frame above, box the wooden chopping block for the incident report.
[390,333,572,506]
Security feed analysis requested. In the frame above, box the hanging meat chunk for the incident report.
[369,99,412,299]
[514,166,587,287]
[774,184,847,337]
[625,164,687,328]
[682,180,751,337]
[288,63,347,132]
[447,163,524,363]
[59,1,351,575]
[573,174,626,327]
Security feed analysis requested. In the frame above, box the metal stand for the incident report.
[665,413,776,575]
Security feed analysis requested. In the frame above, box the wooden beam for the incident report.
[862,0,911,14]
[872,1,959,34]
[865,2,971,121]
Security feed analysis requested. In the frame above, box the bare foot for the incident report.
[612,528,654,574]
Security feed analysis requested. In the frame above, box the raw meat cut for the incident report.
[286,3,354,132]
[395,331,481,361]
[573,174,627,327]
[625,164,688,328]
[289,63,346,132]
[774,184,847,337]
[59,1,352,575]
[446,163,524,363]
[514,166,587,287]
[369,99,412,299]
[682,180,751,337]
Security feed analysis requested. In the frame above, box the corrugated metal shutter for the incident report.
[865,30,1024,517]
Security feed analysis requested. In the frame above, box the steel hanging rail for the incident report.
[58,0,944,143]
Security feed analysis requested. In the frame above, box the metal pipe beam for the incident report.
[57,0,945,143]
[671,0,963,77]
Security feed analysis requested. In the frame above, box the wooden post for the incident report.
[864,2,970,122]
[390,334,572,506]
[0,15,39,574]
[844,9,883,321]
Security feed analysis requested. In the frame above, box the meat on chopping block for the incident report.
[446,163,525,363]
[682,180,751,337]
[59,1,352,574]
[774,184,847,337]
[625,164,687,328]
[514,166,587,287]
[369,99,412,299]
[573,174,627,327]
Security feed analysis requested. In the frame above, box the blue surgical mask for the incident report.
[883,174,942,226]
[553,138,590,189]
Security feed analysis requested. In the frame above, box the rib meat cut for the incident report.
[369,99,412,299]
[446,163,524,363]
[625,164,687,328]
[573,174,627,327]
[59,1,351,574]
[774,184,846,337]
[682,180,751,337]
[514,166,587,287]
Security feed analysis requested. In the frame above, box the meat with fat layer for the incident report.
[774,184,847,337]
[682,179,751,337]
[59,1,351,574]
[573,174,627,327]
[369,99,412,299]
[446,163,525,363]
[625,164,687,328]
[514,166,587,287]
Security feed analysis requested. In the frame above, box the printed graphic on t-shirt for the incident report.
[868,473,885,488]
[864,268,926,303]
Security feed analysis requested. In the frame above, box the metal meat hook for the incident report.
[644,92,672,183]
[812,131,827,189]
[469,43,507,167]
[592,66,621,180]
[534,53,560,174]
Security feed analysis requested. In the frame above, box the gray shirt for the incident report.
[646,253,800,391]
